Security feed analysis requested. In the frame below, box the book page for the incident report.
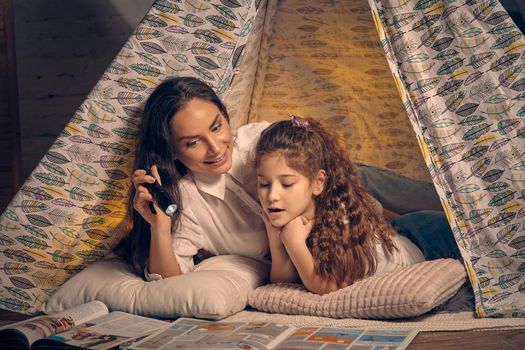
[62,300,109,325]
[0,300,108,345]
[272,327,419,350]
[127,318,295,350]
[42,311,169,350]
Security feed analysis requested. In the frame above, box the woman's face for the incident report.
[169,98,233,176]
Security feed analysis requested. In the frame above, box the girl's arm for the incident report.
[268,237,300,283]
[280,217,339,295]
[263,214,300,283]
[133,166,181,278]
[284,243,339,295]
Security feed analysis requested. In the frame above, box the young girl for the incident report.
[255,116,425,295]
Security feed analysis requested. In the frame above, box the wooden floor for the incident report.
[1,309,524,349]
[407,329,525,349]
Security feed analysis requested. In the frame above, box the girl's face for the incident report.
[170,98,233,176]
[257,152,324,227]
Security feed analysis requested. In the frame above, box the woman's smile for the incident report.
[204,150,228,166]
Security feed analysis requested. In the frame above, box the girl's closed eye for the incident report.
[258,182,270,188]
[282,182,295,188]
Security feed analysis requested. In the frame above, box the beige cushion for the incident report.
[248,259,466,319]
[44,255,269,320]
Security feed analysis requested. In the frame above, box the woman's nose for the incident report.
[207,136,221,155]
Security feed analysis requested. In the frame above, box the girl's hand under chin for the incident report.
[281,216,313,246]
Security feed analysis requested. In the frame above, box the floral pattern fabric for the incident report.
[369,0,525,317]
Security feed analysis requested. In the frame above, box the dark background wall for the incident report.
[14,0,154,180]
[0,0,18,213]
[0,0,153,211]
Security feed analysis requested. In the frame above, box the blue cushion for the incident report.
[390,210,461,261]
[356,164,443,214]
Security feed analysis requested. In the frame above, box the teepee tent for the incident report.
[0,0,524,318]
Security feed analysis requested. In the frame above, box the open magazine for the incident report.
[125,317,419,350]
[0,300,169,350]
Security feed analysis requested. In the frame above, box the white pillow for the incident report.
[248,259,467,319]
[44,255,269,320]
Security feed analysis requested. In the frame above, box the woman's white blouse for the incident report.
[146,121,271,280]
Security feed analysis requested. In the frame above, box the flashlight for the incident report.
[142,169,178,216]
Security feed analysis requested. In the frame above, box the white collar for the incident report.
[191,171,227,200]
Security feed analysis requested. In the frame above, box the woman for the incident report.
[116,76,269,279]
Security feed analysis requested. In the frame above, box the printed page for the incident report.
[127,318,295,350]
[272,327,419,350]
[42,311,169,350]
[60,300,109,325]
[0,300,108,346]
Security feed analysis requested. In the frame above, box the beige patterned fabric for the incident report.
[222,0,276,129]
[369,0,525,317]
[249,0,430,181]
[248,259,467,319]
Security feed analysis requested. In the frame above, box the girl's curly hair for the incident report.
[255,117,397,287]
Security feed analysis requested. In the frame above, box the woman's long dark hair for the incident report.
[114,77,230,275]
